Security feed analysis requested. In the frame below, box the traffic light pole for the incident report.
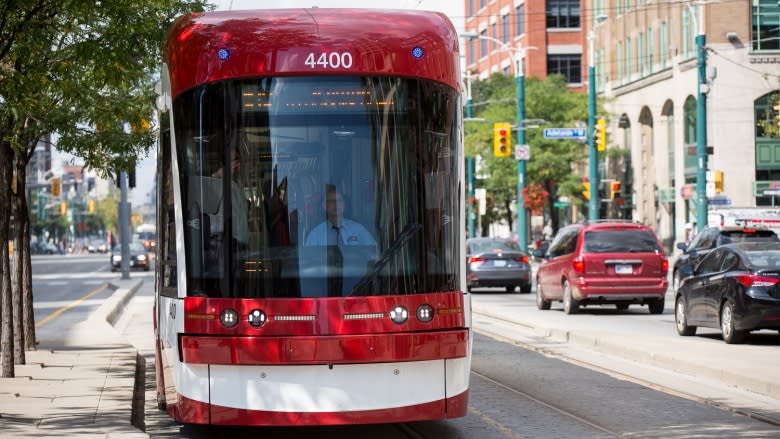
[587,32,598,220]
[465,72,476,239]
[516,59,528,253]
[693,2,709,231]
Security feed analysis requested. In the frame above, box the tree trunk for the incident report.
[15,152,36,351]
[11,163,26,365]
[1,143,15,377]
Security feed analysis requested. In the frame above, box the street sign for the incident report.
[708,196,731,206]
[554,201,570,209]
[763,190,780,196]
[515,144,530,160]
[543,128,586,139]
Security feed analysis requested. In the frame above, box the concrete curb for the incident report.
[94,279,145,327]
[473,307,780,401]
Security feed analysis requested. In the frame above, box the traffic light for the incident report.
[60,201,67,216]
[493,122,511,157]
[51,177,61,197]
[610,180,621,200]
[714,170,724,193]
[582,181,590,201]
[128,168,136,189]
[595,118,607,151]
[87,199,97,213]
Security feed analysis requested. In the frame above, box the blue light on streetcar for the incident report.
[217,48,231,60]
[411,47,424,59]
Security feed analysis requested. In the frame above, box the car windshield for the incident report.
[470,240,520,253]
[114,243,145,253]
[717,230,778,245]
[583,230,660,253]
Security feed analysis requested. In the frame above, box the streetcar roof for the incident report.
[164,8,461,97]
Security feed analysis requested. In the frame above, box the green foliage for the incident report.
[465,73,596,227]
[0,0,211,175]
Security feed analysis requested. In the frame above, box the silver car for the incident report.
[466,237,532,293]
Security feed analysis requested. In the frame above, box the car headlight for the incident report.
[137,255,147,261]
[112,255,121,262]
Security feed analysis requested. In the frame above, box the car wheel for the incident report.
[720,301,745,344]
[648,297,665,314]
[506,286,516,294]
[536,280,551,310]
[616,303,629,311]
[675,296,696,336]
[520,282,532,294]
[562,280,579,315]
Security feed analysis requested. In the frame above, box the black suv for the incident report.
[672,226,779,291]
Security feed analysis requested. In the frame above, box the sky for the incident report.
[54,0,464,207]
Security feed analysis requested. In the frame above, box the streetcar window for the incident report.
[174,76,461,298]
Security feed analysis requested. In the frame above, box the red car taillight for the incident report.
[513,255,529,263]
[661,258,669,273]
[468,257,486,264]
[573,257,585,273]
[735,274,780,288]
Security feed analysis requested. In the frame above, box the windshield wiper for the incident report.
[350,223,422,296]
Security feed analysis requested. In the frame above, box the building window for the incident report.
[502,14,510,43]
[516,4,525,36]
[597,48,606,92]
[479,0,486,9]
[492,22,497,51]
[546,0,580,29]
[647,28,654,74]
[683,96,697,179]
[626,36,632,81]
[480,29,488,58]
[660,22,667,67]
[638,32,644,77]
[468,0,474,17]
[753,0,780,51]
[469,38,475,64]
[682,8,691,58]
[617,41,623,83]
[547,54,582,84]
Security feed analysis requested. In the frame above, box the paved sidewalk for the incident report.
[0,278,147,438]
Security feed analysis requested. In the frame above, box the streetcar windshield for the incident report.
[174,76,461,298]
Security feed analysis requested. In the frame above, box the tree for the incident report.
[464,73,593,235]
[0,0,209,377]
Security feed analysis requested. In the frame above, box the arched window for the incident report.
[755,91,780,205]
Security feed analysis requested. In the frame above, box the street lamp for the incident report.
[587,14,608,220]
[460,31,532,252]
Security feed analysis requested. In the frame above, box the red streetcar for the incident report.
[153,8,470,426]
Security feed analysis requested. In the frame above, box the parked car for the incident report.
[110,241,151,272]
[535,220,668,314]
[672,226,778,292]
[30,241,53,255]
[675,242,780,344]
[466,237,531,293]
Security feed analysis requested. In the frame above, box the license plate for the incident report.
[615,264,632,274]
[493,260,507,267]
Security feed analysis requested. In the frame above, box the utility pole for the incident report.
[465,71,476,239]
[119,171,130,279]
[515,54,528,253]
[587,14,608,220]
[692,1,709,230]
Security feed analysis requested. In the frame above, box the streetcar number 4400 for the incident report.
[305,52,353,69]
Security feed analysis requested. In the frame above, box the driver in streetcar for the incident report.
[304,185,375,247]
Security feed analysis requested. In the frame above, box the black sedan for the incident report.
[466,237,531,293]
[110,242,151,272]
[674,242,780,344]
[672,226,778,291]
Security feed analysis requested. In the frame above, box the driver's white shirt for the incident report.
[305,218,376,246]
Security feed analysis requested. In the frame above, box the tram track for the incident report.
[473,311,780,429]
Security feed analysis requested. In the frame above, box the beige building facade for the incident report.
[592,0,780,248]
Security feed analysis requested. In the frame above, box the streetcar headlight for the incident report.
[416,304,434,323]
[247,309,267,327]
[389,305,408,324]
[219,309,239,328]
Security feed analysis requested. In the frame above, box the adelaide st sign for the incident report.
[543,128,586,139]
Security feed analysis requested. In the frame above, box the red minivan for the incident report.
[535,220,669,314]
